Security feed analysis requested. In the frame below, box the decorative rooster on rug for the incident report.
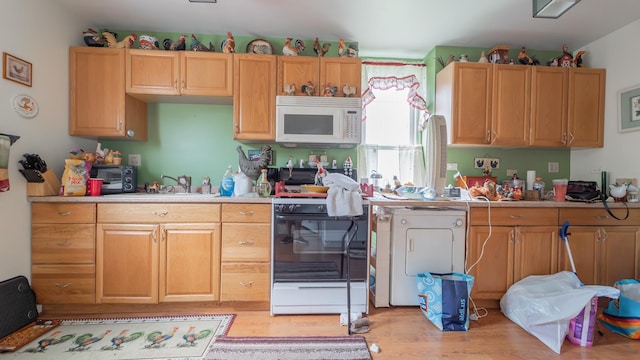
[145,326,179,348]
[178,326,214,347]
[102,32,137,48]
[101,329,144,350]
[237,145,272,181]
[69,329,112,351]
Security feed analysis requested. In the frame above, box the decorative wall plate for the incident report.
[246,39,273,54]
[12,94,38,118]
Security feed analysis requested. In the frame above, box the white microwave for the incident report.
[275,96,362,148]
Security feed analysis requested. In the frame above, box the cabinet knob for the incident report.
[239,281,254,288]
[56,211,72,216]
[239,211,255,216]
[153,210,169,217]
[55,282,71,288]
[239,241,254,246]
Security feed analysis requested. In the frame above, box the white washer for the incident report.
[388,207,466,306]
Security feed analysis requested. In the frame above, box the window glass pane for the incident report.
[365,88,412,146]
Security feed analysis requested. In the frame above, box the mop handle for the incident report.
[560,221,577,273]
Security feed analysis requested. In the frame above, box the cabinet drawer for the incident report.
[222,203,271,223]
[222,223,270,261]
[32,224,95,264]
[31,264,95,304]
[220,262,270,302]
[470,208,558,226]
[32,203,96,224]
[98,203,220,223]
[559,208,640,226]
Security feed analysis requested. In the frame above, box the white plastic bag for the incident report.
[500,271,619,354]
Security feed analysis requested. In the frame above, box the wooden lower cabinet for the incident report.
[467,208,558,301]
[96,204,221,304]
[558,209,640,285]
[220,204,271,302]
[31,203,97,304]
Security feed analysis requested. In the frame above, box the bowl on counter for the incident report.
[396,186,437,200]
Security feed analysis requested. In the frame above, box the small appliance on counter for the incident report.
[89,165,136,194]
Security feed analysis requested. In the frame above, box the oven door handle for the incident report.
[275,214,364,221]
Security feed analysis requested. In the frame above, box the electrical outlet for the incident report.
[129,154,141,166]
[548,162,559,173]
[447,163,458,171]
[506,169,518,177]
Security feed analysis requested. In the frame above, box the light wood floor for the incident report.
[40,303,638,359]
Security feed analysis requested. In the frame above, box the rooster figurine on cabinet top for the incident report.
[313,37,331,57]
[283,38,305,56]
[102,32,137,48]
[301,81,315,96]
[284,83,296,96]
[221,32,235,53]
[190,34,215,52]
[163,35,186,51]
[323,83,338,97]
[338,38,346,57]
[343,83,356,97]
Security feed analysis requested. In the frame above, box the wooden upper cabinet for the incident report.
[567,68,605,147]
[126,50,233,97]
[277,56,319,96]
[69,47,147,141]
[530,67,568,147]
[436,62,492,145]
[491,65,530,146]
[233,54,277,141]
[320,57,362,97]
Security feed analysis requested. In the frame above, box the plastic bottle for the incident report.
[533,177,545,199]
[220,165,235,197]
[256,168,272,197]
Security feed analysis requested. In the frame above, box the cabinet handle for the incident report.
[239,241,254,246]
[491,130,497,144]
[56,211,72,216]
[55,282,71,288]
[239,211,255,216]
[568,132,575,146]
[408,238,414,252]
[562,132,567,145]
[55,241,72,247]
[600,228,608,243]
[239,281,254,288]
[153,210,169,217]
[161,226,166,242]
[118,119,123,132]
[509,215,522,219]
[153,227,158,243]
[174,79,178,91]
[181,79,185,91]
[509,229,515,244]
[486,130,491,143]
[596,215,610,220]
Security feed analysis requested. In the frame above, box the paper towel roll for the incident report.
[527,170,536,190]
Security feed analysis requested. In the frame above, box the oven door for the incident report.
[272,213,367,283]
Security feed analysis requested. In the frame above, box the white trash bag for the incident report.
[500,271,619,354]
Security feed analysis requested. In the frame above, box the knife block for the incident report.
[27,169,61,196]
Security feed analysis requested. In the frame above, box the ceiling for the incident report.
[58,0,640,59]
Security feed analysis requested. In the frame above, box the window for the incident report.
[357,61,428,189]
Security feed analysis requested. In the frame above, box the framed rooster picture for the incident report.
[3,52,32,87]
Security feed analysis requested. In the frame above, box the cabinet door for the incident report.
[530,67,568,147]
[558,226,599,285]
[599,226,640,285]
[436,63,492,144]
[126,49,180,95]
[491,65,530,146]
[467,226,514,300]
[513,226,558,283]
[320,57,362,97]
[277,56,319,96]
[182,52,233,96]
[160,223,221,302]
[233,54,276,141]
[96,224,158,304]
[70,47,137,139]
[567,68,605,147]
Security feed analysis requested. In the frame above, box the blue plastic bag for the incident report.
[417,272,474,331]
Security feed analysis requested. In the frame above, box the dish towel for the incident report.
[0,133,20,192]
[322,173,363,217]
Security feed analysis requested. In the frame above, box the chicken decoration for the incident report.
[338,38,346,57]
[163,35,186,51]
[237,145,272,181]
[323,83,339,97]
[313,37,331,57]
[145,326,178,348]
[178,326,214,347]
[284,83,296,96]
[69,329,112,351]
[301,81,315,96]
[102,32,137,48]
[100,329,144,350]
[345,42,358,58]
[221,32,235,53]
[343,83,356,97]
[286,155,294,178]
[283,38,305,56]
[25,330,75,353]
[314,162,327,186]
[190,34,215,52]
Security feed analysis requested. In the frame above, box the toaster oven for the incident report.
[89,165,137,194]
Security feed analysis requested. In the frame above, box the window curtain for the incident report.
[358,61,428,187]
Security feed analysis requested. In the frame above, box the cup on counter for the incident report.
[552,179,568,202]
[87,178,103,196]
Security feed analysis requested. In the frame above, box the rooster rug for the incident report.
[0,314,234,360]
